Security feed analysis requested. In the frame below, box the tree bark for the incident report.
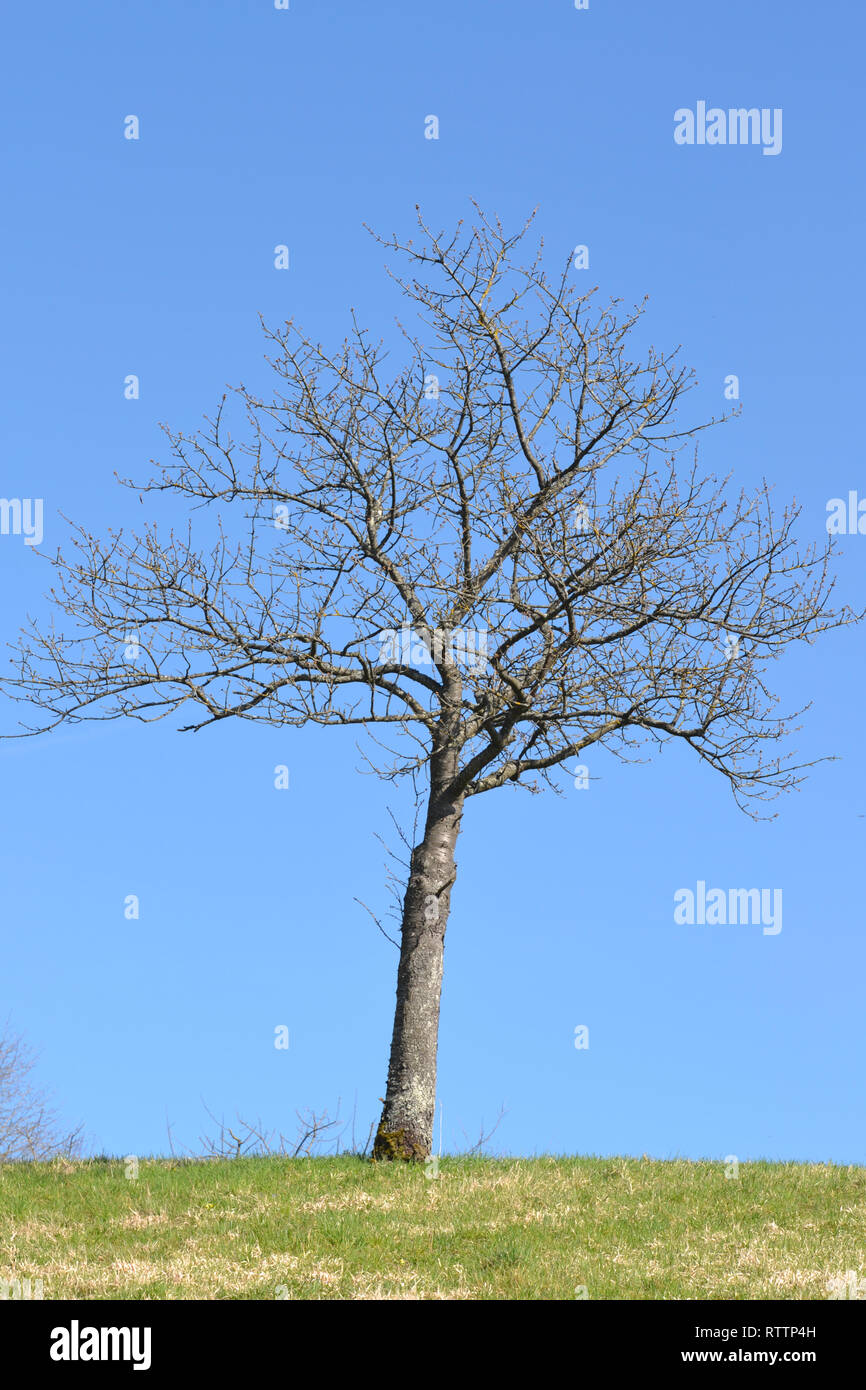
[373,756,464,1161]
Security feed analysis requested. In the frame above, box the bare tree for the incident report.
[182,1100,351,1160]
[2,208,855,1159]
[0,1024,83,1162]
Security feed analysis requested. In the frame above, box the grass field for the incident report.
[1,1154,864,1300]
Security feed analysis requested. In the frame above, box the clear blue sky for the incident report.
[1,0,864,1164]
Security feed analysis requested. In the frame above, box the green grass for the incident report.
[1,1154,864,1299]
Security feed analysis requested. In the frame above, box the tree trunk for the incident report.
[373,765,464,1161]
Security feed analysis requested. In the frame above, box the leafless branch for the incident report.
[0,1022,83,1163]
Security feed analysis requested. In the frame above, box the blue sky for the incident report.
[1,0,864,1164]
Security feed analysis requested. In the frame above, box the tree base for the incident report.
[371,1123,428,1162]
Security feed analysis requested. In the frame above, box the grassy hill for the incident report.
[1,1154,864,1300]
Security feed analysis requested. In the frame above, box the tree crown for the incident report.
[5,207,853,813]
